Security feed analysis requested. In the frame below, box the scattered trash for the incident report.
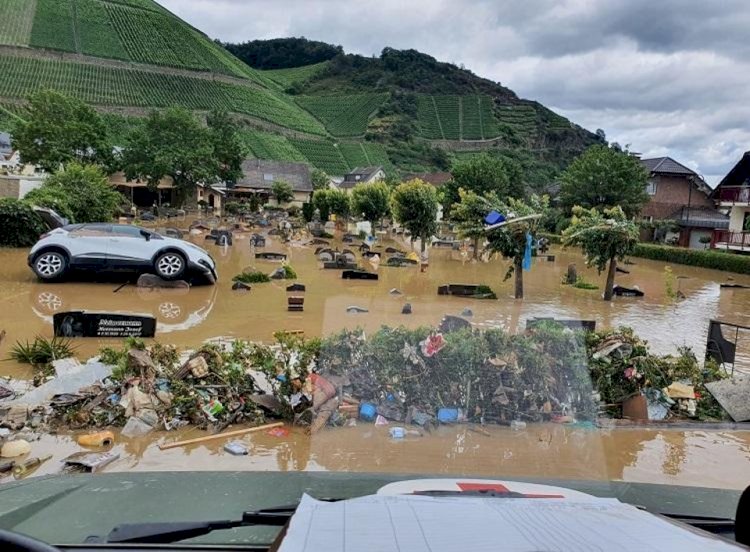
[0,460,14,475]
[1,439,31,458]
[9,359,112,408]
[419,333,445,357]
[359,403,377,421]
[374,414,389,426]
[437,408,461,424]
[510,420,527,431]
[401,303,412,315]
[224,441,249,455]
[158,422,285,450]
[12,455,52,478]
[389,288,402,296]
[121,417,155,438]
[665,382,695,400]
[63,451,120,473]
[389,427,406,439]
[1,404,29,430]
[77,431,115,447]
[267,427,290,438]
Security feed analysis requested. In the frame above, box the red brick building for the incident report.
[640,156,728,248]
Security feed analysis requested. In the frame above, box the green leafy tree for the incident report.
[206,110,246,186]
[559,144,650,217]
[312,189,332,221]
[391,178,439,253]
[311,169,330,191]
[271,180,294,205]
[485,195,548,299]
[449,188,498,259]
[36,163,123,223]
[122,108,216,206]
[562,205,640,301]
[446,154,524,209]
[351,181,391,236]
[11,90,114,172]
[327,188,351,222]
[0,198,47,247]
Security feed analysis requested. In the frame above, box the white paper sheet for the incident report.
[278,493,741,552]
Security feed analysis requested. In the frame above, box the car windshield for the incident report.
[1,1,749,549]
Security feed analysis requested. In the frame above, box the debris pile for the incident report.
[1,325,730,443]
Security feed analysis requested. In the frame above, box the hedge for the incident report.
[631,243,750,274]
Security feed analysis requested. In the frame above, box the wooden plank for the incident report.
[158,422,285,450]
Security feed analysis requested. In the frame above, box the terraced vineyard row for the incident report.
[338,141,395,174]
[288,138,350,175]
[6,0,252,79]
[30,0,76,52]
[417,94,501,140]
[495,104,538,138]
[296,93,388,137]
[262,61,329,89]
[0,54,326,135]
[77,0,130,60]
[0,0,36,46]
[240,130,307,163]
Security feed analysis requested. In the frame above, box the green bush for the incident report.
[0,198,47,247]
[233,270,271,284]
[42,163,123,223]
[632,243,750,274]
[282,265,298,279]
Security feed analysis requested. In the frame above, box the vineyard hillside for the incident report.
[0,4,604,182]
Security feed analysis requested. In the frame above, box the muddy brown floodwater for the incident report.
[1,230,749,489]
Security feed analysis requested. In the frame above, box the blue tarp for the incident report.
[523,232,533,271]
[485,211,505,225]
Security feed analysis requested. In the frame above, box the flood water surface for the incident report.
[2,231,750,489]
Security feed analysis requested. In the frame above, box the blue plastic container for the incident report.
[437,408,459,423]
[359,402,377,421]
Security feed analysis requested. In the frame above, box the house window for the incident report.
[263,173,274,182]
[646,179,657,196]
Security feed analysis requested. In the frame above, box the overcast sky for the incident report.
[161,0,750,185]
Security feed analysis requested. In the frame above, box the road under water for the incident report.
[1,230,749,488]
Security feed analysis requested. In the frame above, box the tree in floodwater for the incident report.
[351,181,391,237]
[484,195,548,299]
[562,205,639,301]
[390,178,439,253]
[450,187,499,259]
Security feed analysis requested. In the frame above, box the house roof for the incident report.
[713,151,750,193]
[341,166,384,188]
[641,156,697,176]
[237,159,312,193]
[669,206,729,229]
[405,172,453,187]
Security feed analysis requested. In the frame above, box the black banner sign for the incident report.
[53,311,156,338]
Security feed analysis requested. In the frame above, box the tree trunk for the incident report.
[514,256,524,299]
[603,257,617,301]
[420,237,426,253]
[473,236,479,260]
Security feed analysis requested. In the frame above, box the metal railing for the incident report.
[716,185,750,203]
[712,230,750,249]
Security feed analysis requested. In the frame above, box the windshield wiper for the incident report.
[94,505,298,544]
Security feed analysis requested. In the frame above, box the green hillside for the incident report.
[0,3,602,182]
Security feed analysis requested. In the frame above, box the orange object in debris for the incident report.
[267,427,290,438]
[77,431,115,447]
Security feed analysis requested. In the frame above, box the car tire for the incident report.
[32,250,68,281]
[154,251,187,281]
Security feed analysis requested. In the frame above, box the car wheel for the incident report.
[154,251,186,280]
[33,251,68,281]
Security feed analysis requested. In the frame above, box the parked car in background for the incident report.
[27,209,216,285]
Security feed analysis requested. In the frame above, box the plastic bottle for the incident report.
[13,455,52,477]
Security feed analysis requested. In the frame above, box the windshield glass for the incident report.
[1,0,749,548]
